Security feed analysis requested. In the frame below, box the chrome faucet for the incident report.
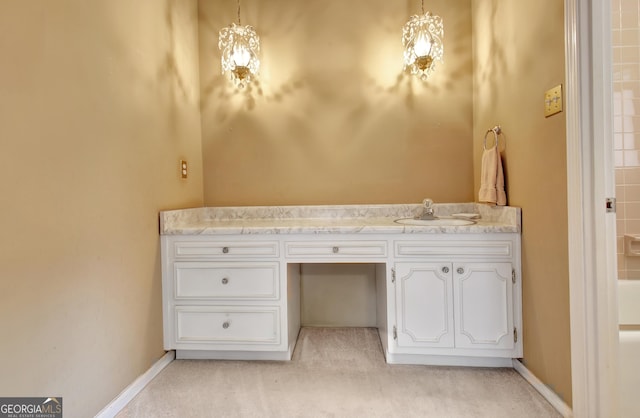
[417,198,437,220]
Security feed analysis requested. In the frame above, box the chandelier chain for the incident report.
[421,0,424,14]
[237,0,241,25]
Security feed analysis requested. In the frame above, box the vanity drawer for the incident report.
[172,241,279,259]
[395,241,513,258]
[175,306,280,345]
[174,262,279,300]
[285,240,387,258]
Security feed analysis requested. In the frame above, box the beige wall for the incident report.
[199,0,474,206]
[472,0,571,406]
[0,1,203,417]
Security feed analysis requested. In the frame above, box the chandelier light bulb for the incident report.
[413,31,433,59]
[231,43,251,67]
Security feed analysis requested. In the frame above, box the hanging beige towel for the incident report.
[478,145,507,206]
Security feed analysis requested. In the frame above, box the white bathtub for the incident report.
[619,280,640,418]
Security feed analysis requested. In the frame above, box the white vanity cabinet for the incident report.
[160,203,522,366]
[161,236,299,360]
[388,236,522,366]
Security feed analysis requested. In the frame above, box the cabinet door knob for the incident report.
[222,321,230,329]
[332,246,339,254]
[457,267,464,274]
[221,278,229,285]
[222,247,229,254]
[442,266,450,273]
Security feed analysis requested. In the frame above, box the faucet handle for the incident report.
[423,198,433,209]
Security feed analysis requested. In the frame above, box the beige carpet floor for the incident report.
[117,327,562,418]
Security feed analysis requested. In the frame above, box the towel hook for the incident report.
[483,126,503,150]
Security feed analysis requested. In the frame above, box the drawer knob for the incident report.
[332,246,339,254]
[222,247,229,254]
[221,278,229,285]
[457,267,464,274]
[442,266,450,274]
[222,321,230,329]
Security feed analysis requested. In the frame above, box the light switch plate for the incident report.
[180,160,188,179]
[544,84,563,118]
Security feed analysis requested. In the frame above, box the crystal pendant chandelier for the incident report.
[402,1,443,81]
[218,0,260,88]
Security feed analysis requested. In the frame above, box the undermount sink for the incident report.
[394,217,476,226]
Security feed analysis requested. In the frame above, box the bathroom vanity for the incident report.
[160,203,522,367]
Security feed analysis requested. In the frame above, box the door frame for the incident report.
[565,0,620,416]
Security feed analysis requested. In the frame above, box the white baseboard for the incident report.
[512,359,573,418]
[95,350,175,418]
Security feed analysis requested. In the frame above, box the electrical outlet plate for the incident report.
[544,84,563,118]
[180,160,188,179]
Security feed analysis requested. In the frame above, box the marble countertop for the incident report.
[159,203,521,235]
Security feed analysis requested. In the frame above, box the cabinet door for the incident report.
[453,262,514,350]
[395,263,454,348]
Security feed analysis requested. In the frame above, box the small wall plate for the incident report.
[544,84,563,118]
